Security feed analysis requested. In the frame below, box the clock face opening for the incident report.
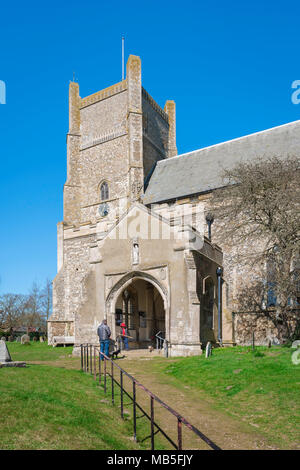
[98,202,109,217]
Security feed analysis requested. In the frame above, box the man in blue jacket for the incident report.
[97,319,111,360]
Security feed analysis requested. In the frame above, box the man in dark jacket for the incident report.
[97,319,111,360]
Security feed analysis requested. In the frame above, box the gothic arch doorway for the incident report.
[106,273,167,348]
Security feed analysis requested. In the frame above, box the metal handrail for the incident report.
[80,343,221,450]
[155,331,167,351]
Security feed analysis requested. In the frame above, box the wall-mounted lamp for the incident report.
[205,213,214,241]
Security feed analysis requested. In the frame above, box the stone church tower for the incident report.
[63,55,176,231]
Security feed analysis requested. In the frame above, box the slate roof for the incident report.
[143,120,300,205]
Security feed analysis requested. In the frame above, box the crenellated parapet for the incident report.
[80,80,127,109]
[142,88,169,123]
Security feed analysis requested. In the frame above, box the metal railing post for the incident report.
[164,339,168,358]
[120,370,123,419]
[133,381,137,441]
[80,345,83,371]
[151,396,154,450]
[94,346,96,380]
[99,350,101,384]
[86,344,89,372]
[104,357,107,393]
[90,345,92,373]
[111,361,114,405]
[177,418,182,450]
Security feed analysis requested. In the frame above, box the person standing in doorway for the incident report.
[120,322,129,351]
[97,319,111,360]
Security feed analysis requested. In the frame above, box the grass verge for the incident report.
[0,342,164,450]
[148,346,299,449]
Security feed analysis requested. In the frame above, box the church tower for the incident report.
[63,55,177,229]
[50,54,182,352]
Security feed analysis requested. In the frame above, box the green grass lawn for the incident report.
[1,342,299,449]
[0,342,158,450]
[5,341,76,362]
[149,346,300,449]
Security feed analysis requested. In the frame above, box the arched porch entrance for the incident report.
[106,273,168,349]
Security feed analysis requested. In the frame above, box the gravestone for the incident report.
[0,340,26,368]
[1,337,6,342]
[205,342,212,358]
[39,336,44,343]
[267,335,280,346]
[291,340,300,349]
[16,337,21,343]
[21,334,30,345]
[0,340,12,362]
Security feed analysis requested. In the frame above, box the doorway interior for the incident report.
[114,279,165,348]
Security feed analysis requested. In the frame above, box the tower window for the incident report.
[100,182,109,201]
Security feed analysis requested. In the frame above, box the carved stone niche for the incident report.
[132,238,139,265]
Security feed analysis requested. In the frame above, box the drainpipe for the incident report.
[216,266,223,346]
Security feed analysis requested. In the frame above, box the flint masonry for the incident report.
[48,55,300,355]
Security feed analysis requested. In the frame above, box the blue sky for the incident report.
[0,0,299,294]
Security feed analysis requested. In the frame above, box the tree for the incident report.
[23,282,47,332]
[40,278,52,321]
[211,155,300,342]
[0,294,27,334]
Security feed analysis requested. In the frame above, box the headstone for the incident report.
[39,336,44,343]
[205,341,212,358]
[0,340,12,362]
[266,335,280,346]
[16,337,21,343]
[1,337,6,342]
[8,335,14,342]
[0,336,26,368]
[21,334,30,345]
[291,340,300,349]
[32,336,37,342]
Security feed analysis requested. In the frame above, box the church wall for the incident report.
[149,196,234,345]
[150,191,290,346]
[193,252,219,345]
[142,91,169,176]
[233,313,282,345]
[49,231,97,345]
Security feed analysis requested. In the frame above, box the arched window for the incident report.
[100,181,109,201]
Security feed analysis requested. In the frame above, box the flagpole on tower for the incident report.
[122,36,125,80]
